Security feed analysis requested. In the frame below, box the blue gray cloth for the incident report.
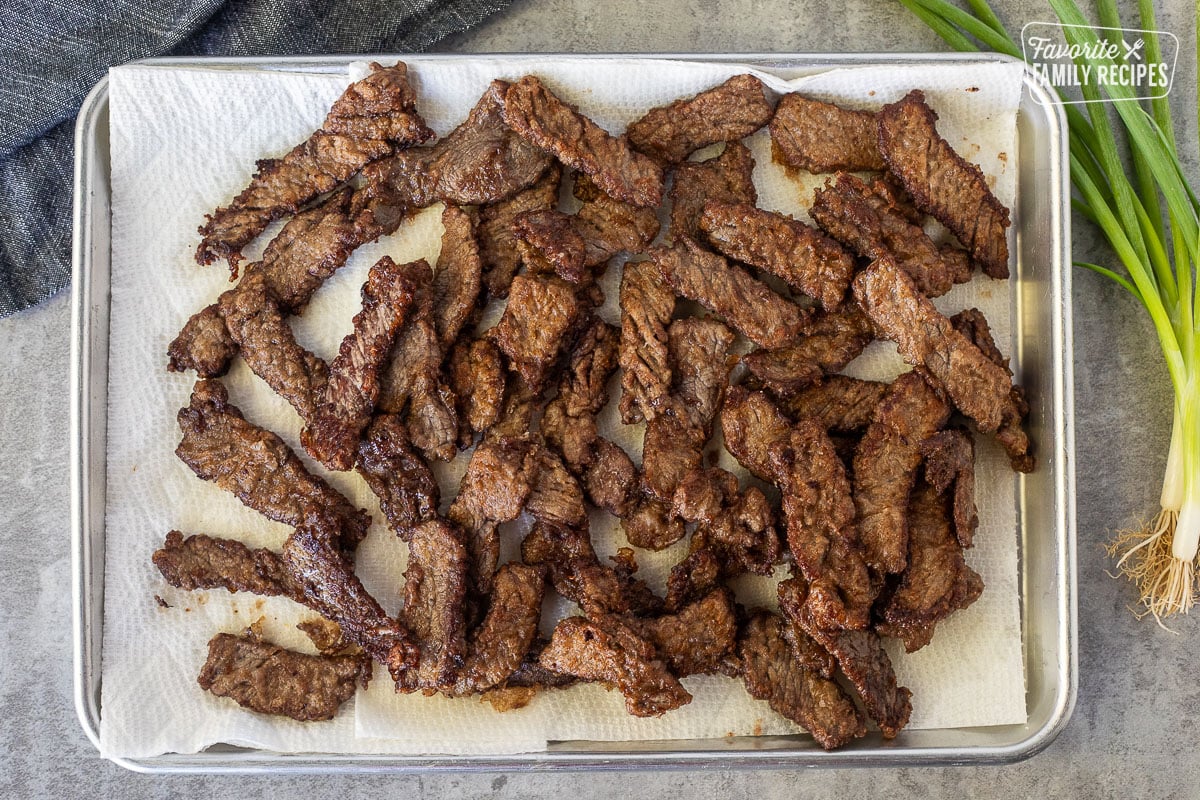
[0,0,512,317]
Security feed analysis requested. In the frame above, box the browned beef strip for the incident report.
[454,563,548,694]
[618,259,676,424]
[852,371,950,575]
[852,258,1032,471]
[572,173,661,262]
[811,172,970,298]
[526,448,589,530]
[153,531,307,603]
[920,428,979,548]
[622,498,686,551]
[653,237,810,349]
[877,481,984,653]
[769,93,885,174]
[791,598,912,739]
[302,256,419,470]
[282,509,418,682]
[175,380,370,552]
[622,588,737,676]
[354,414,438,541]
[171,187,395,379]
[778,375,889,433]
[522,522,663,617]
[640,317,734,517]
[674,468,780,576]
[196,63,432,270]
[719,386,794,482]
[399,519,470,693]
[197,632,368,722]
[377,259,459,462]
[770,421,874,630]
[699,201,856,311]
[664,548,725,612]
[584,438,639,518]
[449,434,542,593]
[668,141,757,242]
[447,337,506,447]
[877,90,1010,278]
[739,610,866,750]
[488,274,583,394]
[538,615,691,717]
[627,74,772,165]
[168,304,240,379]
[478,164,563,299]
[488,372,539,441]
[219,271,329,422]
[362,80,553,210]
[515,210,589,283]
[741,305,874,395]
[502,75,664,208]
[432,205,484,348]
[950,308,1034,473]
[775,578,837,678]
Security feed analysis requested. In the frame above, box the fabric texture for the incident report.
[0,0,512,317]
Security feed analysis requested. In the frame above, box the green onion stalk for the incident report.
[897,0,1200,623]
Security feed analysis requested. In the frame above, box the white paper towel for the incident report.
[101,56,1027,759]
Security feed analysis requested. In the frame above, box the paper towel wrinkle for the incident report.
[101,57,1026,759]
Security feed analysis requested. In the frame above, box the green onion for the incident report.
[899,0,1200,624]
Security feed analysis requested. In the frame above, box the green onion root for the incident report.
[1108,410,1200,625]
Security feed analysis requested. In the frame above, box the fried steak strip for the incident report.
[399,519,470,693]
[521,522,663,618]
[488,274,583,394]
[196,62,433,269]
[627,73,773,165]
[876,481,984,652]
[671,467,780,576]
[811,171,971,297]
[719,385,794,482]
[478,164,563,299]
[777,374,889,433]
[432,205,484,348]
[653,237,810,349]
[618,258,676,424]
[852,258,1032,471]
[175,379,370,552]
[951,308,1034,473]
[449,434,541,594]
[354,413,439,540]
[741,305,874,395]
[852,371,950,575]
[514,174,661,284]
[454,563,548,695]
[377,259,459,462]
[198,632,368,721]
[539,615,692,717]
[785,582,913,739]
[920,427,979,548]
[739,610,866,750]
[362,79,554,209]
[447,337,507,447]
[502,75,664,208]
[668,141,757,242]
[769,93,885,174]
[282,509,419,683]
[301,256,419,470]
[877,90,1010,278]
[622,588,738,676]
[771,421,874,630]
[154,531,306,603]
[699,201,856,311]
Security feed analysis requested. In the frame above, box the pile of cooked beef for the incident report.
[153,63,1032,748]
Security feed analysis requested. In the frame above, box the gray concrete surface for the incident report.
[2,0,1196,796]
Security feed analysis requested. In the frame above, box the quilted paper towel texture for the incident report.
[101,57,1026,758]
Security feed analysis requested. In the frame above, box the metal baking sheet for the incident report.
[70,53,1076,772]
